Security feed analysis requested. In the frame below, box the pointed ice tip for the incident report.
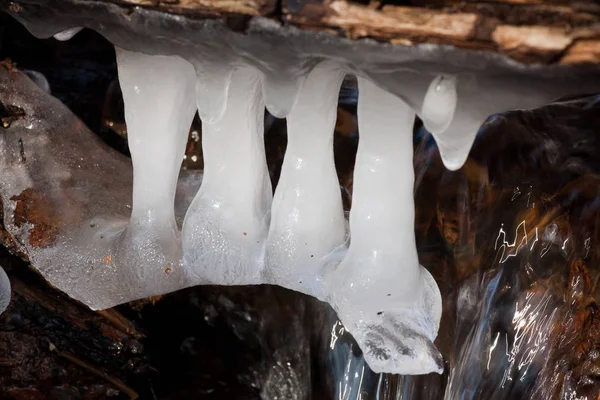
[438,146,470,171]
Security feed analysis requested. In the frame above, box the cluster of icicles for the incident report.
[112,48,457,375]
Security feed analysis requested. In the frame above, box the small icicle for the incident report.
[194,63,233,124]
[53,27,83,41]
[262,71,305,118]
[331,77,443,375]
[182,66,271,285]
[115,48,197,298]
[265,62,346,300]
[421,74,457,134]
[0,266,10,315]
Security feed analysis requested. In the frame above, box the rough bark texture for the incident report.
[7,0,598,64]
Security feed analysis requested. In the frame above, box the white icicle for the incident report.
[265,62,346,300]
[262,71,305,118]
[182,66,271,285]
[115,48,197,298]
[330,77,443,375]
[0,267,10,315]
[53,27,83,41]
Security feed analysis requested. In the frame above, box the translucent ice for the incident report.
[265,62,346,299]
[330,77,443,375]
[0,267,10,315]
[182,66,271,285]
[193,62,233,124]
[116,48,197,297]
[262,71,305,119]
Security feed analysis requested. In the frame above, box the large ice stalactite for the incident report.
[331,77,443,375]
[115,48,197,298]
[182,66,272,285]
[265,62,347,299]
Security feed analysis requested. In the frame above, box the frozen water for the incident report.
[330,77,443,375]
[193,62,233,124]
[182,66,271,285]
[265,62,346,299]
[262,71,305,119]
[115,48,197,298]
[53,27,83,41]
[0,267,10,315]
[421,74,457,134]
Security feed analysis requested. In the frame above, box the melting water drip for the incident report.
[331,77,442,375]
[182,66,271,285]
[115,48,197,298]
[0,266,10,315]
[265,62,346,299]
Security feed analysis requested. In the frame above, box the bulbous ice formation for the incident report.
[330,77,443,375]
[0,267,10,315]
[265,62,347,299]
[182,66,272,285]
[421,74,457,134]
[116,48,197,298]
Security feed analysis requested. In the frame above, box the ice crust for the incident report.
[2,12,600,374]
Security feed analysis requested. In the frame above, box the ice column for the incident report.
[0,267,10,315]
[265,62,346,300]
[331,77,443,375]
[115,48,197,298]
[182,66,271,285]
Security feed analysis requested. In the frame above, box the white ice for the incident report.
[115,48,197,298]
[0,267,10,315]
[264,62,347,299]
[421,75,457,134]
[262,71,305,118]
[330,77,443,375]
[53,27,83,41]
[182,66,272,285]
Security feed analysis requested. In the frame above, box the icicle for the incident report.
[265,62,346,300]
[115,48,197,298]
[53,27,83,41]
[428,75,567,171]
[421,74,457,134]
[0,267,10,315]
[193,62,233,124]
[262,71,305,118]
[330,77,443,375]
[182,66,271,285]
